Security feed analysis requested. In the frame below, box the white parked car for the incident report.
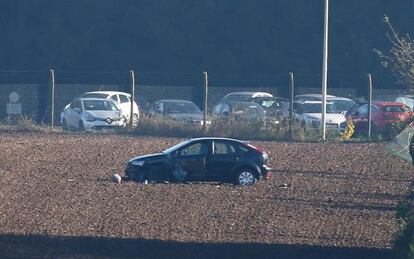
[294,94,356,114]
[294,94,336,102]
[213,91,273,115]
[293,100,347,130]
[81,91,139,126]
[61,98,126,132]
[152,99,210,126]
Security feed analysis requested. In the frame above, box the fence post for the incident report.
[129,70,135,128]
[289,72,295,139]
[203,71,208,134]
[49,69,55,131]
[367,73,373,141]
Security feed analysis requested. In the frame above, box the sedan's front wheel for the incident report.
[79,121,85,132]
[235,169,257,186]
[132,114,139,127]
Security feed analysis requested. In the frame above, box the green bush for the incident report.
[130,115,343,141]
[132,115,204,137]
[1,115,49,132]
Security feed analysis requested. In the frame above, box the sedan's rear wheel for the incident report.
[132,114,139,127]
[235,169,257,186]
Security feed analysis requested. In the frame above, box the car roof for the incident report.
[225,91,273,97]
[251,96,288,101]
[156,99,196,104]
[77,97,115,102]
[373,101,407,107]
[83,91,131,97]
[188,137,246,143]
[295,94,336,98]
[327,96,354,101]
[294,100,333,104]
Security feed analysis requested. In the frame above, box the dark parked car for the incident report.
[250,96,290,118]
[125,137,272,186]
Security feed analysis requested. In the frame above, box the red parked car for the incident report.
[345,101,413,135]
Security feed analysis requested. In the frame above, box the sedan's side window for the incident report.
[353,105,367,116]
[221,104,230,115]
[213,141,236,155]
[110,95,119,104]
[214,104,222,114]
[179,143,207,156]
[119,95,129,103]
[72,99,82,110]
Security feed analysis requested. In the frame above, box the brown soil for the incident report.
[0,131,411,258]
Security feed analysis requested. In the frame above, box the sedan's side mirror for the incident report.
[73,107,81,113]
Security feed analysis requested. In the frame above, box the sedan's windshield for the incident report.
[165,102,201,114]
[83,100,118,111]
[162,140,192,154]
[383,105,407,112]
[328,100,355,112]
[82,93,109,99]
[258,99,289,109]
[295,103,339,114]
[225,94,251,102]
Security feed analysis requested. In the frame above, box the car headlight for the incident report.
[131,160,145,166]
[116,111,122,118]
[85,112,95,122]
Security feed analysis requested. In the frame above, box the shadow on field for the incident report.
[0,234,395,259]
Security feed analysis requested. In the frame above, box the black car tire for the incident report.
[79,121,85,132]
[127,170,146,182]
[235,168,257,186]
[132,114,139,127]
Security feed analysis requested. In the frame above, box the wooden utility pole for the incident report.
[203,71,208,134]
[129,70,136,128]
[50,69,55,131]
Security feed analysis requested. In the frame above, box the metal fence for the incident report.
[0,69,407,127]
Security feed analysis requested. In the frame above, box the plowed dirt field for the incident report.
[0,131,412,258]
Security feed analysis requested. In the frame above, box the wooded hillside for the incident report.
[1,0,413,89]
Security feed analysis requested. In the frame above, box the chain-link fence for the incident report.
[0,71,49,123]
[0,69,410,140]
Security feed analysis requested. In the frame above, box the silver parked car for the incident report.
[213,91,273,115]
[214,101,267,123]
[152,99,210,126]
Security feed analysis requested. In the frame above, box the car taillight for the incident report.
[246,143,264,153]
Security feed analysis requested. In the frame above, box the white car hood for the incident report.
[303,113,346,123]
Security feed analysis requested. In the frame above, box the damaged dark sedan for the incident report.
[125,137,272,186]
